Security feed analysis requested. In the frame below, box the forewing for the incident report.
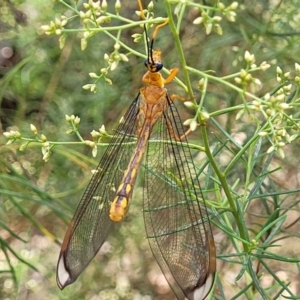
[57,95,141,289]
[143,96,216,300]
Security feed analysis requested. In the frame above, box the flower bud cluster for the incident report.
[193,13,223,35]
[82,47,128,92]
[3,130,21,144]
[234,52,266,87]
[106,44,129,72]
[276,66,290,85]
[65,114,81,134]
[218,2,238,22]
[3,124,52,162]
[41,0,112,50]
[3,116,111,162]
[294,63,300,84]
[41,16,68,36]
[193,2,238,35]
[88,125,108,157]
[234,62,299,159]
[248,89,295,158]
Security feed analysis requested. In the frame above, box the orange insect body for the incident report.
[109,50,178,222]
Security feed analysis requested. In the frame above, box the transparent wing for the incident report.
[57,94,141,289]
[143,96,216,300]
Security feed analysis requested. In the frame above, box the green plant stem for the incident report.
[165,0,250,253]
[62,19,166,34]
[201,124,250,252]
[165,1,194,99]
[186,66,262,102]
[14,137,205,152]
[71,123,85,142]
[224,134,259,176]
[59,0,78,14]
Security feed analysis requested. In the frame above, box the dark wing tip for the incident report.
[56,252,74,290]
[186,271,216,300]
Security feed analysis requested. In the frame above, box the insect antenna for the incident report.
[143,24,156,69]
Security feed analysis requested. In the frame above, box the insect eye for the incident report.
[144,60,163,72]
[155,62,163,71]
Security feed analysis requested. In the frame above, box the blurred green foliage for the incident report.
[1,0,300,299]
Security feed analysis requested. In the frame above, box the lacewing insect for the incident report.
[56,5,216,300]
